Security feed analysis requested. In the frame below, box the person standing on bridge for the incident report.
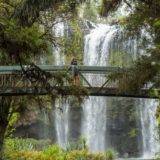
[70,58,80,85]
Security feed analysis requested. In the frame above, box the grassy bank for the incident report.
[3,138,116,160]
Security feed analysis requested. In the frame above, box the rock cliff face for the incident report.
[106,97,142,157]
[69,107,83,141]
[14,107,57,142]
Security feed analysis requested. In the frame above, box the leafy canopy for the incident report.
[101,0,160,92]
[0,0,85,64]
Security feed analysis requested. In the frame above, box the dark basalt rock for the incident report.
[14,120,57,142]
[69,106,83,140]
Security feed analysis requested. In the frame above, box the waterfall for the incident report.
[52,21,70,148]
[55,99,69,148]
[81,22,160,157]
[82,24,117,151]
[139,99,159,158]
[51,11,160,157]
[52,19,66,65]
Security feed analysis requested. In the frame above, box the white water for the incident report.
[55,99,69,148]
[82,24,117,151]
[139,99,159,158]
[53,21,70,148]
[52,20,66,65]
[81,22,160,156]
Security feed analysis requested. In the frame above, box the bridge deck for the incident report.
[0,87,158,99]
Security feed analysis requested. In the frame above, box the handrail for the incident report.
[0,65,130,74]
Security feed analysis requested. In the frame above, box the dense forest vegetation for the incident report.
[0,0,87,159]
[0,0,160,159]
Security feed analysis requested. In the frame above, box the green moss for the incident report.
[128,129,137,138]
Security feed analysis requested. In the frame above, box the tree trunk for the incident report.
[0,96,12,159]
[0,124,7,159]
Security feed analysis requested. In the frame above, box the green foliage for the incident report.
[156,106,160,126]
[62,18,84,63]
[8,113,20,128]
[6,112,20,137]
[4,138,51,152]
[0,0,85,64]
[105,149,116,160]
[128,129,137,138]
[43,145,65,159]
[59,0,80,14]
[0,18,49,64]
[4,138,116,160]
[109,51,134,67]
[100,0,160,96]
[78,1,100,21]
[0,0,87,156]
[13,0,77,26]
[109,55,159,93]
[154,19,160,28]
[66,137,87,152]
[100,0,122,16]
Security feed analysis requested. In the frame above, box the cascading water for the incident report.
[53,21,70,148]
[81,21,160,157]
[82,24,117,151]
[55,99,69,148]
[52,20,66,65]
[139,99,159,158]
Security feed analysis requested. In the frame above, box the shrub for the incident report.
[4,148,116,160]
[3,138,116,160]
[4,138,51,152]
[65,150,88,160]
[66,138,88,152]
[105,149,117,160]
[43,145,65,160]
[5,151,49,160]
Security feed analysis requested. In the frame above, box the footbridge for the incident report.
[0,65,159,99]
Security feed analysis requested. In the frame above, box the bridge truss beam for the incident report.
[0,65,158,99]
[0,87,158,99]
